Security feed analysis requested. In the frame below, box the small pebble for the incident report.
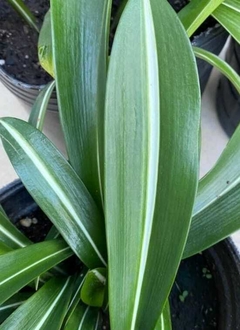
[0,59,5,65]
[25,55,29,59]
[20,217,32,227]
[23,64,26,68]
[32,217,38,224]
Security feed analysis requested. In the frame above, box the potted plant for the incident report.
[0,0,57,110]
[0,0,240,329]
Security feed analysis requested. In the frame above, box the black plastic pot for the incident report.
[0,66,58,111]
[1,180,240,329]
[216,38,240,137]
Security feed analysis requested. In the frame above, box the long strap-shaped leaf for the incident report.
[178,0,224,37]
[28,80,56,130]
[0,239,72,305]
[0,292,32,324]
[184,121,240,258]
[105,0,200,329]
[0,118,107,268]
[7,0,39,32]
[63,302,101,330]
[0,207,31,249]
[213,0,240,44]
[155,301,172,330]
[0,277,74,330]
[193,47,240,94]
[50,0,111,207]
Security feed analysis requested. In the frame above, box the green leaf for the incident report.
[0,277,74,330]
[155,301,172,330]
[80,268,106,307]
[0,206,31,249]
[105,0,200,329]
[213,0,240,43]
[0,118,107,269]
[193,46,240,94]
[0,292,33,324]
[38,10,54,78]
[0,241,12,255]
[184,123,240,258]
[6,0,39,32]
[63,269,88,328]
[0,239,72,305]
[63,302,101,330]
[28,80,56,131]
[50,0,112,206]
[45,225,60,241]
[178,0,224,37]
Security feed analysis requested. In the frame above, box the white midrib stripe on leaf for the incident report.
[78,306,90,330]
[222,1,240,12]
[130,0,159,328]
[0,301,25,311]
[92,269,106,285]
[0,120,107,267]
[0,224,27,248]
[37,80,56,130]
[34,277,71,330]
[0,246,71,286]
[194,176,240,217]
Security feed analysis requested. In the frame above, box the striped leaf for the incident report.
[105,0,200,329]
[155,301,172,330]
[184,122,240,257]
[28,80,56,130]
[213,0,240,43]
[62,269,88,328]
[178,0,224,37]
[0,118,107,268]
[64,302,101,330]
[0,292,32,324]
[193,46,240,94]
[50,0,112,207]
[0,206,31,249]
[0,239,72,305]
[0,277,74,330]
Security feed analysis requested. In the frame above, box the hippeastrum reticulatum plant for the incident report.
[0,0,240,329]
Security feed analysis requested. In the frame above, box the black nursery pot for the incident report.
[0,68,58,112]
[192,24,228,93]
[216,38,240,137]
[1,180,240,329]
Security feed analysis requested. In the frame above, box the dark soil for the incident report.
[0,0,51,85]
[15,208,52,242]
[170,253,218,329]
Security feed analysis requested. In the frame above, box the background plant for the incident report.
[0,0,240,329]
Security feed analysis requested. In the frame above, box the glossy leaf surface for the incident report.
[0,239,72,305]
[105,0,200,329]
[81,268,107,307]
[184,123,240,257]
[0,277,73,330]
[50,0,112,206]
[0,118,107,268]
[213,0,240,44]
